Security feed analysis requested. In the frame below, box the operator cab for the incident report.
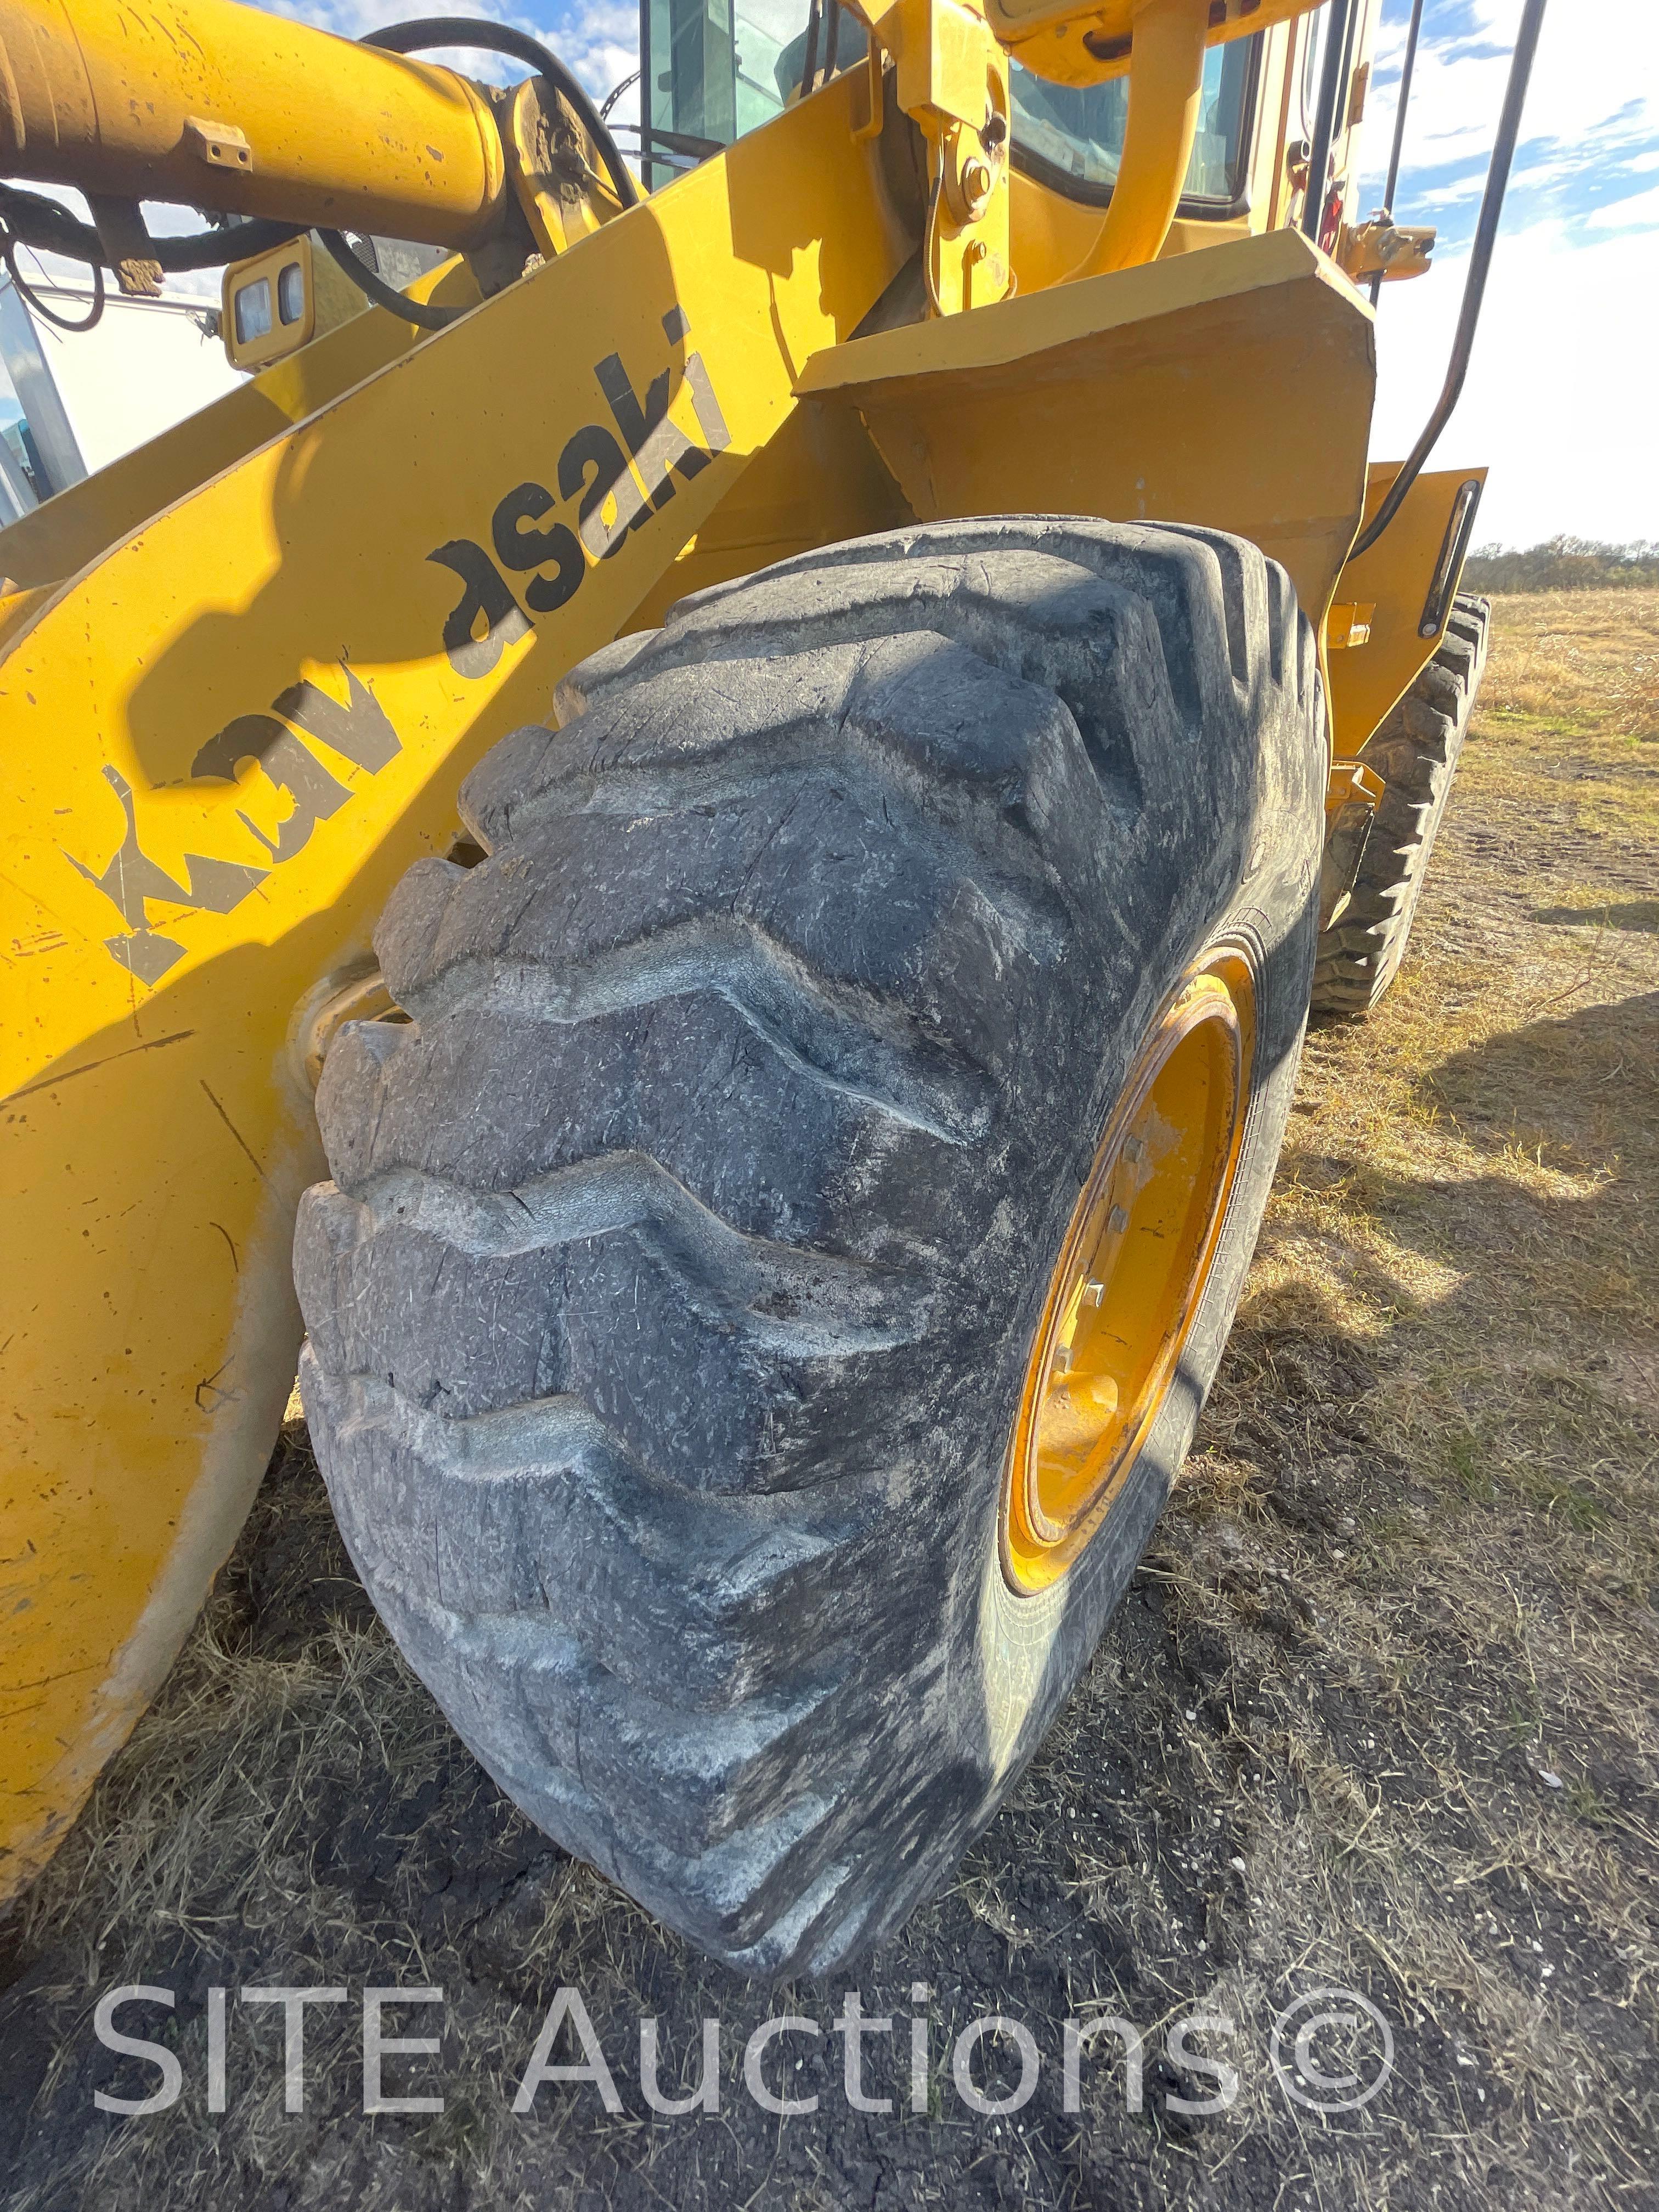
[639,0,1262,214]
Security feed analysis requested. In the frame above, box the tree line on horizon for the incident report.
[1463,537,1659,594]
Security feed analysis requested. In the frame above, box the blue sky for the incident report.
[1355,0,1659,545]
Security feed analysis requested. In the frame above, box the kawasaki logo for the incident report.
[73,666,402,986]
[70,312,728,985]
[429,306,730,679]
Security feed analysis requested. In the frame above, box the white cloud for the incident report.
[1370,212,1659,542]
[1358,2,1659,538]
[1360,0,1659,211]
[1587,182,1659,230]
[1412,172,1491,207]
[248,0,637,109]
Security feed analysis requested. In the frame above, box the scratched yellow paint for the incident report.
[1325,464,1492,759]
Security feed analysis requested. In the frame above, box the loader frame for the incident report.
[0,0,1513,1900]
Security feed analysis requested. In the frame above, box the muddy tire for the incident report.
[295,518,1324,1977]
[1312,594,1490,1016]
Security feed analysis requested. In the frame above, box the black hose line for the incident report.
[0,184,303,272]
[1350,0,1547,559]
[600,68,640,122]
[0,16,636,296]
[3,238,105,328]
[1368,0,1425,307]
[799,0,822,99]
[1301,0,1361,244]
[315,228,461,328]
[359,19,638,210]
[144,216,307,270]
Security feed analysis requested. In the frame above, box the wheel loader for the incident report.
[0,0,1539,1974]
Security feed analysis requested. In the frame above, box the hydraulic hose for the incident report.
[0,12,634,287]
[1350,0,1547,558]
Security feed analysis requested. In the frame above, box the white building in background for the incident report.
[0,274,242,523]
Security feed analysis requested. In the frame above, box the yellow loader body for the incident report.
[0,0,1492,1902]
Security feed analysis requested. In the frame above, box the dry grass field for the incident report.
[2,590,1655,2212]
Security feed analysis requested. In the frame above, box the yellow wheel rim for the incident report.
[1000,944,1256,1596]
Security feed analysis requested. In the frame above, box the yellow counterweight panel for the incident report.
[0,0,505,245]
[0,68,910,1904]
[797,225,1376,627]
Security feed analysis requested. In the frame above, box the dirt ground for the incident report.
[2,590,1656,2212]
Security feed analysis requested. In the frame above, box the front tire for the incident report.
[295,518,1324,1976]
[1313,594,1491,1016]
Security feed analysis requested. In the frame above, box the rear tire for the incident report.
[295,518,1324,1976]
[1312,594,1490,1016]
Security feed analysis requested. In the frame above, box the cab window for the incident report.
[643,0,1259,217]
[1012,36,1259,206]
